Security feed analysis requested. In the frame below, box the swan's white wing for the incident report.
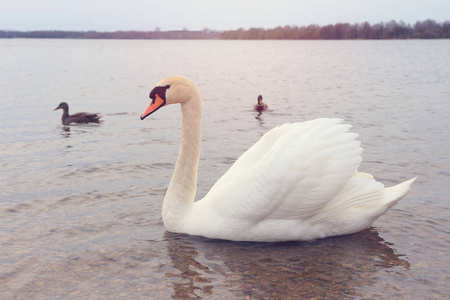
[198,118,362,222]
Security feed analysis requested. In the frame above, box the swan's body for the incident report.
[54,102,101,125]
[141,76,415,242]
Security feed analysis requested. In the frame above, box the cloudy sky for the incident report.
[1,0,449,31]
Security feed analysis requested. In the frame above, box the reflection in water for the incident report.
[57,123,102,139]
[166,241,214,299]
[164,228,409,299]
[59,125,71,138]
[254,110,266,126]
[255,111,263,120]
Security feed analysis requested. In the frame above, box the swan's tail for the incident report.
[319,176,416,237]
[383,177,417,210]
[309,176,416,226]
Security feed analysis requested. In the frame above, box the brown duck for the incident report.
[254,95,268,112]
[54,102,101,125]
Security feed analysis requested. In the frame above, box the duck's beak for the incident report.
[140,94,166,120]
[53,106,60,111]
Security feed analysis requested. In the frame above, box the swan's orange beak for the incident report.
[140,94,166,120]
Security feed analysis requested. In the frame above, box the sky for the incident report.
[1,0,449,32]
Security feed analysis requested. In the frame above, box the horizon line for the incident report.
[2,18,448,33]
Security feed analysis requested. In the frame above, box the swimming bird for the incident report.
[254,95,268,112]
[140,76,415,242]
[54,102,101,125]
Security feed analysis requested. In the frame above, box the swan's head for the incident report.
[257,95,263,105]
[140,76,198,120]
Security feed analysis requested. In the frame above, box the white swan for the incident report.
[140,76,415,242]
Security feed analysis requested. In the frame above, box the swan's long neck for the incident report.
[162,90,202,227]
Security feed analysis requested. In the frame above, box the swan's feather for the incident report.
[199,118,363,222]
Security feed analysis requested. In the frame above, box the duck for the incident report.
[140,76,416,242]
[54,102,101,125]
[254,95,268,112]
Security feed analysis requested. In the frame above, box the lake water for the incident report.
[0,39,449,299]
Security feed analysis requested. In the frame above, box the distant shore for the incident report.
[1,19,449,40]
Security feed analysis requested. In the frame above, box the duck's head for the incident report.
[257,95,263,105]
[54,102,68,111]
[140,76,197,120]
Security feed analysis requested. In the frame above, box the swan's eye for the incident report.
[165,85,171,89]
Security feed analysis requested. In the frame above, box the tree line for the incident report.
[1,19,449,40]
[0,30,216,39]
[222,20,450,39]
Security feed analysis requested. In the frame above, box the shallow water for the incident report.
[0,39,449,299]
